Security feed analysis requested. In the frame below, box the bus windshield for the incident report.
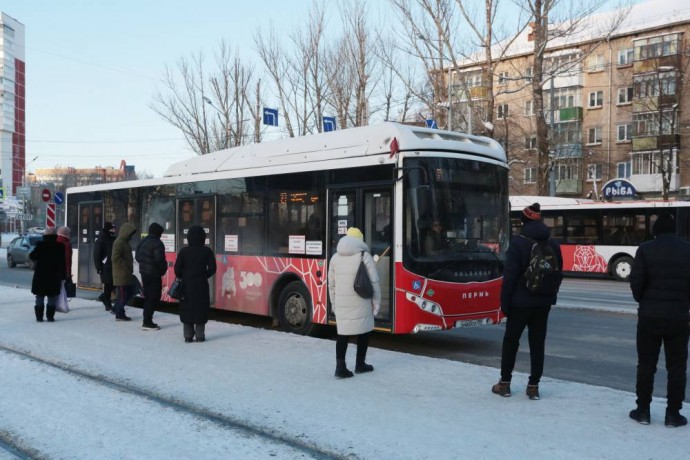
[403,157,509,282]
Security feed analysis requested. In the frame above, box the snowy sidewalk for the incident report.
[1,287,688,459]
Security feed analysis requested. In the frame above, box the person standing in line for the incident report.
[629,213,690,428]
[174,225,216,343]
[327,227,381,378]
[57,226,73,280]
[30,227,66,322]
[492,203,563,400]
[111,223,138,322]
[135,223,167,331]
[94,222,117,311]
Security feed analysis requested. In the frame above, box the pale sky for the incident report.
[2,0,642,178]
[2,0,325,177]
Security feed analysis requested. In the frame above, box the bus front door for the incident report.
[328,188,392,328]
[77,202,103,288]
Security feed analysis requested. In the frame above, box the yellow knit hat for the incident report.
[346,227,363,240]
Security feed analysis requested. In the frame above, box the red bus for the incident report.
[510,195,690,281]
[66,122,509,334]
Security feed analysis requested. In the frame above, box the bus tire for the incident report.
[277,281,314,335]
[611,256,634,281]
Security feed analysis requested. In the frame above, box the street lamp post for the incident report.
[418,35,454,131]
[203,97,229,148]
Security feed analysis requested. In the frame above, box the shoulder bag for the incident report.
[353,252,374,299]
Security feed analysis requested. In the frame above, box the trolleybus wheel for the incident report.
[277,281,314,335]
[611,256,634,281]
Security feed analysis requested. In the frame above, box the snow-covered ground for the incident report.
[1,287,688,459]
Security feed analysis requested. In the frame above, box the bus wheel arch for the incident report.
[273,276,315,335]
[610,255,634,281]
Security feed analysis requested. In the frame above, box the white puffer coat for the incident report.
[328,235,381,335]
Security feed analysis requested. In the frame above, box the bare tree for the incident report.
[150,43,260,155]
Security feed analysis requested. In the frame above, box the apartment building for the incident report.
[447,0,690,199]
[0,12,25,197]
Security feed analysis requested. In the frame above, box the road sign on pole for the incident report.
[54,191,64,205]
[46,203,56,228]
[263,107,279,126]
[323,116,336,132]
[425,119,438,129]
[42,188,51,202]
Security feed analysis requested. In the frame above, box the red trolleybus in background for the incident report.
[66,122,509,335]
[510,195,690,281]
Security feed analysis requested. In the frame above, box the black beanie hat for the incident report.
[653,213,675,236]
[148,222,164,237]
[103,222,115,232]
[521,202,541,223]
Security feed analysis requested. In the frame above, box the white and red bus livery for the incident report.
[66,122,509,334]
[510,195,690,281]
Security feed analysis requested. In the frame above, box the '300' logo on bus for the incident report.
[239,271,263,289]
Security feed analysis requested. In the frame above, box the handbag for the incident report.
[56,281,70,313]
[168,278,184,300]
[64,279,77,298]
[353,252,374,299]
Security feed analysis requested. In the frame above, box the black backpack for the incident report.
[521,235,561,295]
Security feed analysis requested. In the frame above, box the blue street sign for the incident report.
[425,119,438,129]
[54,191,64,205]
[323,116,336,132]
[263,107,279,127]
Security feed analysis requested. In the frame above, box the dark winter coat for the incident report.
[629,233,690,320]
[30,234,67,296]
[174,226,216,324]
[112,223,137,287]
[94,228,115,284]
[135,223,167,277]
[500,220,563,316]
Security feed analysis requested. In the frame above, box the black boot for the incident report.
[355,344,374,374]
[46,306,56,322]
[35,305,44,322]
[334,359,354,379]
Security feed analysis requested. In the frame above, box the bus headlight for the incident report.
[406,293,443,316]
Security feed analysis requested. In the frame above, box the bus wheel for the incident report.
[612,256,634,281]
[277,281,313,335]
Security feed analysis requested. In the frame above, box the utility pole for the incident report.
[548,75,556,196]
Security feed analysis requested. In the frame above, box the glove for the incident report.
[97,269,102,274]
[373,302,380,316]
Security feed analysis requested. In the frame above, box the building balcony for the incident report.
[632,54,682,74]
[629,173,680,192]
[632,134,680,152]
[552,143,583,158]
[456,86,488,101]
[632,95,679,113]
[555,179,583,195]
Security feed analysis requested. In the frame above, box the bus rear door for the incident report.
[77,202,103,288]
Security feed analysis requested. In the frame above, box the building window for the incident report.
[617,87,633,105]
[525,136,537,150]
[587,54,605,72]
[617,160,632,178]
[588,91,603,108]
[497,103,508,119]
[617,124,633,142]
[554,159,581,180]
[587,163,603,180]
[524,167,536,184]
[587,127,602,145]
[634,33,681,60]
[633,111,675,137]
[632,151,677,175]
[618,48,634,66]
[524,67,533,82]
[634,71,677,98]
[497,71,509,85]
[524,100,535,116]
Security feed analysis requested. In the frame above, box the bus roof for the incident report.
[163,122,506,177]
[510,195,690,211]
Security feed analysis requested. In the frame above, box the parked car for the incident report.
[7,235,43,269]
[27,227,46,234]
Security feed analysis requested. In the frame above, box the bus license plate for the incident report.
[455,319,488,328]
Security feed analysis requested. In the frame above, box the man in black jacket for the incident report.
[629,213,690,428]
[135,222,167,330]
[492,203,563,400]
[94,222,116,311]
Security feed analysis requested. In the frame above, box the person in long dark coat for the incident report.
[94,222,116,311]
[174,225,216,342]
[30,227,66,322]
